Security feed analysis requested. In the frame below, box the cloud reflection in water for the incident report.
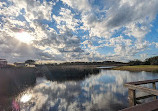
[18,70,158,111]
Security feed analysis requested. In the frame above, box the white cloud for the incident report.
[61,0,91,11]
[140,53,148,61]
[0,0,86,62]
[53,8,80,32]
[0,0,158,62]
[124,23,150,39]
[109,36,132,46]
[152,42,158,48]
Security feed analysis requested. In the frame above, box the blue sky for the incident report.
[0,0,158,63]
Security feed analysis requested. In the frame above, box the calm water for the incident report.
[11,70,158,110]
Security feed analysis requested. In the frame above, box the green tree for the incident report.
[145,56,158,65]
[25,60,35,65]
[128,60,143,66]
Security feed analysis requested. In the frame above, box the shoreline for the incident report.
[112,65,158,72]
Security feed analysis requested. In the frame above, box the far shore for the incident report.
[112,65,158,72]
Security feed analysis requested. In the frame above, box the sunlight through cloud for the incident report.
[15,31,34,44]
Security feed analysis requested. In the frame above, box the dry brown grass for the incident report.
[113,65,158,72]
[36,65,100,81]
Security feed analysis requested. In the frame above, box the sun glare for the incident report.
[20,94,32,103]
[15,32,34,44]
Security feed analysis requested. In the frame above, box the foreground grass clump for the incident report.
[113,65,158,72]
[0,67,36,96]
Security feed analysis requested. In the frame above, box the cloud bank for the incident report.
[0,0,158,62]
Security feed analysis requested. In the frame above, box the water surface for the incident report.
[5,70,158,110]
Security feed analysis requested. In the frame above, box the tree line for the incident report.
[24,56,158,66]
[128,56,158,66]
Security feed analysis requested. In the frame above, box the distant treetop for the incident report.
[145,56,158,65]
[25,60,35,65]
[128,56,158,65]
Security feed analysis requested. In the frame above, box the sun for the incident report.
[15,31,34,44]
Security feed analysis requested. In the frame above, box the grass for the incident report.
[112,65,158,72]
[0,67,36,96]
[36,65,100,81]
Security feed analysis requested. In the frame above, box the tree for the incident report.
[145,56,158,65]
[25,60,35,65]
[128,60,143,66]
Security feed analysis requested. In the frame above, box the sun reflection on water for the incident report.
[20,94,32,103]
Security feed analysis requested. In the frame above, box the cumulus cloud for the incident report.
[53,8,80,32]
[60,0,158,61]
[0,32,54,62]
[0,0,86,62]
[61,0,91,11]
[0,0,55,61]
[0,0,158,62]
[152,42,158,48]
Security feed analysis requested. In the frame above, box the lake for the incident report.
[2,69,158,111]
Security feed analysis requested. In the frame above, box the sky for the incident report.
[0,0,158,63]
